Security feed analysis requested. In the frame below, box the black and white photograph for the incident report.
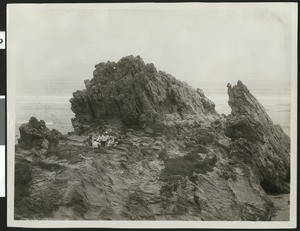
[7,3,297,229]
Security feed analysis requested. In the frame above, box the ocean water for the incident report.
[15,96,74,137]
[14,93,291,138]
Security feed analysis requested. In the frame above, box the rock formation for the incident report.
[14,56,290,221]
[225,81,290,193]
[18,117,63,151]
[70,55,218,134]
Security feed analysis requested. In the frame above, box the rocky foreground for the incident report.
[15,56,290,221]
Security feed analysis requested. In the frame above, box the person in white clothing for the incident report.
[97,131,110,147]
[92,139,100,148]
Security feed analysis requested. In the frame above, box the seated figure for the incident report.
[106,136,115,147]
[92,139,100,148]
[83,135,93,147]
[97,131,110,147]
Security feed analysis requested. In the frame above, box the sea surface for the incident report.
[15,96,74,138]
[14,93,291,138]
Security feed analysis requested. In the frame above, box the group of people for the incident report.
[84,131,117,148]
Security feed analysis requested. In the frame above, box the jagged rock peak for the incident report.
[226,80,289,140]
[70,55,219,134]
[227,80,272,122]
[225,81,290,193]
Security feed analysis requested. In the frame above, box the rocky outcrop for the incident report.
[18,117,64,151]
[225,81,290,193]
[15,125,273,221]
[14,57,290,221]
[70,55,218,134]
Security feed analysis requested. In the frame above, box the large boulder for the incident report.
[225,81,290,193]
[70,55,219,134]
[18,117,63,150]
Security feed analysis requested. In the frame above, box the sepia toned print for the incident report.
[7,3,297,229]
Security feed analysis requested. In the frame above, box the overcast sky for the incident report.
[8,3,297,98]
